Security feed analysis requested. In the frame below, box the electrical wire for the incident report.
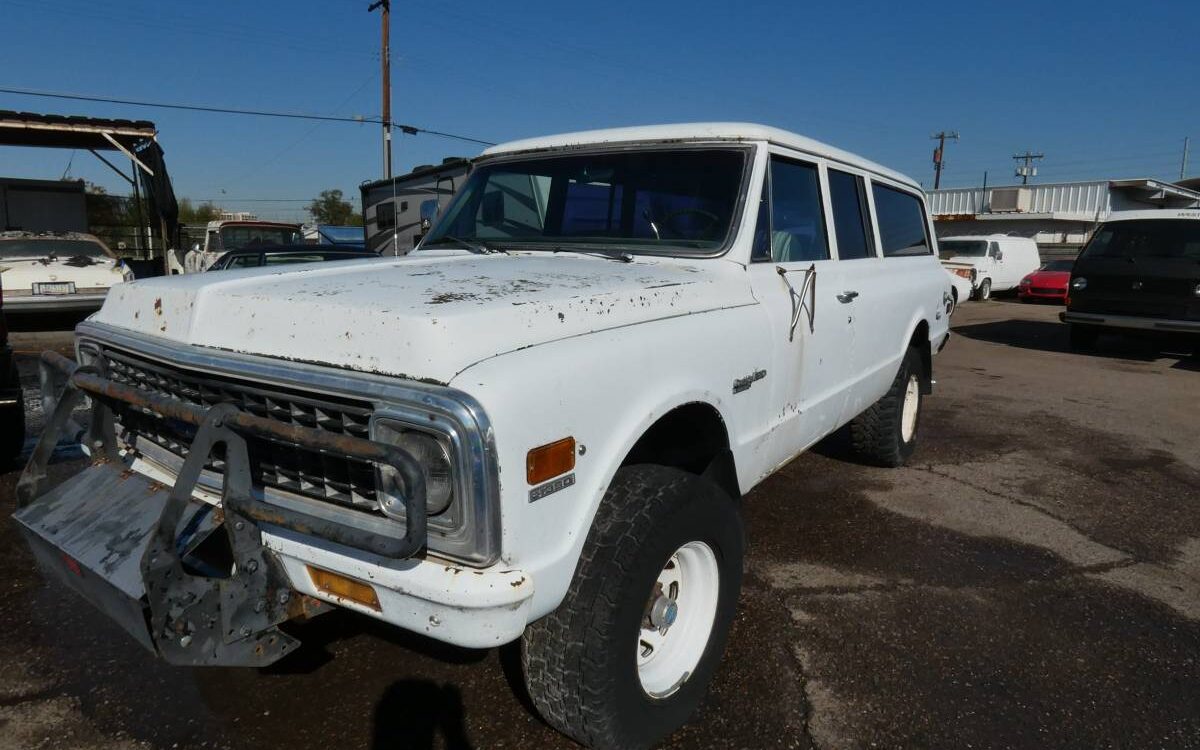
[0,85,495,146]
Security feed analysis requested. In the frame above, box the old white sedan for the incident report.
[0,231,134,314]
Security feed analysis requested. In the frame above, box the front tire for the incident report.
[522,465,744,750]
[850,347,923,467]
[974,278,992,301]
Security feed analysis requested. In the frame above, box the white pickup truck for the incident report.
[16,123,951,749]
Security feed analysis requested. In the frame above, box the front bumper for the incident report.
[1060,310,1200,333]
[14,351,531,665]
[1019,287,1066,301]
[3,293,108,313]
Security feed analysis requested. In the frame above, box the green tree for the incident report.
[308,189,360,225]
[178,198,221,224]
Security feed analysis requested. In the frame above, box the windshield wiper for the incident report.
[424,235,506,255]
[551,247,634,263]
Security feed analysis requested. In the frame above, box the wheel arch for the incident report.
[908,319,933,394]
[620,401,740,501]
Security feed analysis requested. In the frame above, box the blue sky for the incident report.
[2,0,1197,221]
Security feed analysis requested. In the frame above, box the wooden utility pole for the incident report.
[369,0,392,179]
[931,131,958,190]
[1012,151,1044,185]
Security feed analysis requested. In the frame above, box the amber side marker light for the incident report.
[527,437,576,485]
[307,566,381,611]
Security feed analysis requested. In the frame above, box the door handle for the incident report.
[837,290,859,303]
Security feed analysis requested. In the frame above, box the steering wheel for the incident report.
[661,208,721,238]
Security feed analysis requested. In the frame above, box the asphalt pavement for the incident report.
[1,298,1197,750]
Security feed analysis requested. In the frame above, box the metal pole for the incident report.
[1181,136,1190,180]
[930,131,958,190]
[370,0,393,179]
[130,158,145,255]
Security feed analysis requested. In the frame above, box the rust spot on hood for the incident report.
[153,297,163,315]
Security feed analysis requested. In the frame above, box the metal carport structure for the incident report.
[0,110,179,271]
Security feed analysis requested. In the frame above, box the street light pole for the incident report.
[369,0,392,179]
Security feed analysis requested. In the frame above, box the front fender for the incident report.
[450,302,769,621]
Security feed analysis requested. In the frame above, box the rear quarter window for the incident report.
[872,183,931,257]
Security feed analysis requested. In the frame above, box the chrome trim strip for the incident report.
[77,320,501,567]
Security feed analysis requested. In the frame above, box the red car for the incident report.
[1018,259,1075,303]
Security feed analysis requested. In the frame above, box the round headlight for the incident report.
[392,430,453,515]
[373,420,455,517]
[1071,277,1087,290]
[1194,282,1200,297]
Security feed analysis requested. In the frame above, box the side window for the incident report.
[767,157,829,263]
[827,169,873,260]
[988,242,1000,258]
[376,201,396,231]
[871,183,931,257]
[206,230,220,251]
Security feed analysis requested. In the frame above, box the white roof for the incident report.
[481,122,920,191]
[1103,209,1200,222]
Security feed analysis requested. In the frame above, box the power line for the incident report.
[0,85,495,146]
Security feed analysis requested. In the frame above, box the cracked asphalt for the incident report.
[1,298,1197,749]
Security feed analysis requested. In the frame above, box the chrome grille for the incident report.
[99,346,381,513]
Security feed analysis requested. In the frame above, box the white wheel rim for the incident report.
[901,374,920,443]
[636,541,720,699]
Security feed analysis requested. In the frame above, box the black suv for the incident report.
[1062,211,1200,350]
[1,271,25,460]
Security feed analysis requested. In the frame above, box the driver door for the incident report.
[747,153,856,471]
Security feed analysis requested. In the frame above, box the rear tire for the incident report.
[522,465,744,750]
[0,359,23,464]
[0,403,23,465]
[974,278,992,301]
[1069,324,1100,351]
[850,347,923,468]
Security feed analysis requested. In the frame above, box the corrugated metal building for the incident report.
[926,178,1200,258]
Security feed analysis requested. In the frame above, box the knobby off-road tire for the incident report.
[850,346,923,468]
[521,464,744,750]
[0,402,22,465]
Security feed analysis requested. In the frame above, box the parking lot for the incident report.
[1,298,1197,750]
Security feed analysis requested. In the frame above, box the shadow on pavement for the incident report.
[372,679,474,750]
[955,318,1197,363]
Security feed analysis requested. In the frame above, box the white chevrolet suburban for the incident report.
[16,124,951,749]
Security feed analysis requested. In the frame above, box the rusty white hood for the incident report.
[91,251,754,384]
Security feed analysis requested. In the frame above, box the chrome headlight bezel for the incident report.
[1071,276,1088,291]
[369,404,499,566]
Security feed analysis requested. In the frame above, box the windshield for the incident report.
[939,240,987,259]
[423,148,748,255]
[219,226,302,250]
[1081,220,1200,260]
[1041,260,1074,272]
[0,238,112,260]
